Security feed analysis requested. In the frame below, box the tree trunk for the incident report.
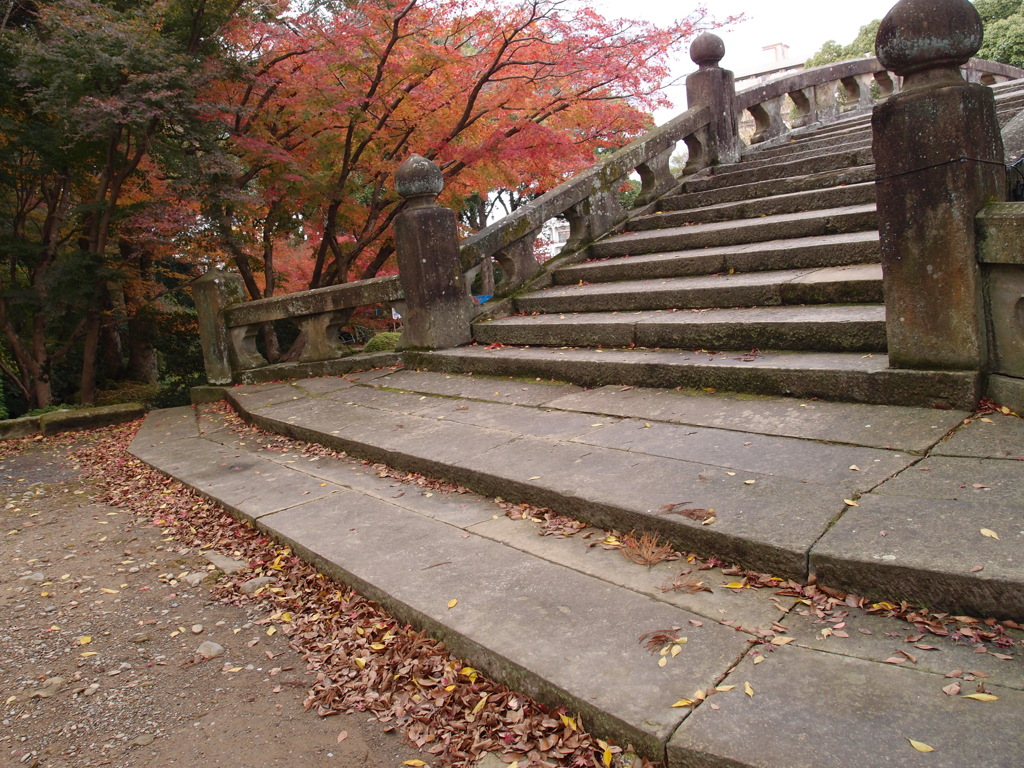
[79,312,100,406]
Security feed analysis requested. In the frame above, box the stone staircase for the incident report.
[405,80,1024,410]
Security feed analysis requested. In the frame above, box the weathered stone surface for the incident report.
[366,369,581,407]
[263,490,751,757]
[189,385,226,404]
[573,418,912,490]
[781,603,1024,690]
[873,455,1024,506]
[192,268,247,385]
[872,1,1004,374]
[222,275,402,327]
[1005,108,1024,162]
[987,374,1024,412]
[811,494,1024,618]
[409,346,980,409]
[0,415,39,440]
[932,411,1024,459]
[39,403,147,436]
[669,644,1024,768]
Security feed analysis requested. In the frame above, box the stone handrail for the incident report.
[220,275,403,371]
[458,105,712,296]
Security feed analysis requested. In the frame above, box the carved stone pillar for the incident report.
[872,0,1005,372]
[685,33,739,167]
[393,155,474,350]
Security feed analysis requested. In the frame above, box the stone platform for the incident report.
[129,369,1024,767]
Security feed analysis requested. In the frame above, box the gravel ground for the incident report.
[0,435,426,768]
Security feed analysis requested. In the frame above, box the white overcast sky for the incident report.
[590,0,903,122]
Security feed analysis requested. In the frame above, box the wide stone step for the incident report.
[474,304,887,353]
[633,182,876,230]
[555,231,880,285]
[680,148,873,193]
[406,346,979,409]
[593,204,877,259]
[517,265,883,314]
[662,166,876,211]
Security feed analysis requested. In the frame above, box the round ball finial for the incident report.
[395,154,444,200]
[690,33,725,68]
[876,0,982,76]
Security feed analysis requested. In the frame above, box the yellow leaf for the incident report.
[908,739,934,752]
[843,499,859,507]
[559,713,577,730]
[80,652,98,658]
[716,685,736,692]
[281,612,292,622]
[770,637,794,646]
[658,656,667,667]
[100,588,119,594]
[980,417,995,423]
[79,636,92,645]
[724,582,746,589]
[444,684,455,691]
[4,696,15,704]
[226,666,242,673]
[266,627,276,636]
[980,529,1000,540]
[472,694,488,715]
[671,644,682,657]
[354,657,366,669]
[753,655,764,664]
[403,761,426,767]
[744,682,754,698]
[962,693,999,701]
[849,465,860,471]
[670,698,695,708]
[370,643,386,651]
[602,747,613,767]
[447,599,458,609]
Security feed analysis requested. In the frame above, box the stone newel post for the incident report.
[193,268,247,385]
[872,0,1005,372]
[393,155,474,350]
[685,33,739,167]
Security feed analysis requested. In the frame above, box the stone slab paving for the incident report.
[668,644,1024,768]
[130,390,1024,768]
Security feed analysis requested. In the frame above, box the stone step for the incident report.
[405,346,979,409]
[130,393,1024,767]
[680,148,873,193]
[723,136,872,172]
[517,265,883,314]
[740,128,872,162]
[661,166,876,211]
[593,204,877,259]
[474,304,887,353]
[555,231,880,285]
[633,182,876,230]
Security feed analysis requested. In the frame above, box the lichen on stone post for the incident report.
[685,33,739,167]
[192,268,247,385]
[872,0,1005,379]
[393,155,474,350]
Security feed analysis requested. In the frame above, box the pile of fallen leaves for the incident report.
[56,419,655,768]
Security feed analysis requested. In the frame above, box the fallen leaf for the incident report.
[79,636,92,645]
[670,698,695,708]
[559,713,576,731]
[404,761,427,767]
[716,685,736,692]
[962,693,999,701]
[970,565,984,573]
[980,529,1000,540]
[658,656,668,667]
[849,465,860,471]
[908,739,934,752]
[336,731,348,743]
[447,598,458,609]
[843,499,859,507]
[770,637,794,646]
[603,748,613,767]
[80,652,98,658]
[942,682,961,696]
[744,682,754,697]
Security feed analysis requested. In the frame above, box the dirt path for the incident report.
[0,436,425,768]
